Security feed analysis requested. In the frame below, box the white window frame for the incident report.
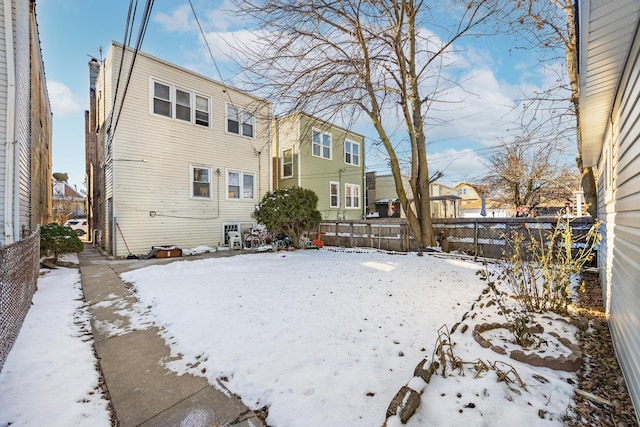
[190,165,213,200]
[329,181,340,208]
[175,87,191,122]
[345,183,360,209]
[227,170,256,201]
[149,78,211,128]
[282,148,293,178]
[344,139,360,166]
[226,103,255,137]
[152,80,172,118]
[312,129,332,160]
[195,94,210,127]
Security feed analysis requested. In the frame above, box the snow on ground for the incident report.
[0,260,111,427]
[0,248,580,427]
[119,248,579,427]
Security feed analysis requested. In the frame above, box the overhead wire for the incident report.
[108,0,137,136]
[111,0,155,139]
[188,0,269,153]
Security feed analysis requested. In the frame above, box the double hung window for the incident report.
[344,140,360,166]
[151,79,210,127]
[228,171,255,200]
[345,184,360,209]
[191,165,212,199]
[312,129,331,159]
[282,149,293,178]
[226,104,254,137]
[330,182,339,208]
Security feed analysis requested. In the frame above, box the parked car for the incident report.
[64,218,88,236]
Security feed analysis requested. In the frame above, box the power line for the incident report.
[111,0,155,139]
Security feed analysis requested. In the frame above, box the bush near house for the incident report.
[254,187,322,248]
[40,223,83,263]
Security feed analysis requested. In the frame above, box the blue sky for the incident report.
[36,0,572,190]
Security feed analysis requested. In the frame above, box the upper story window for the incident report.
[153,81,171,117]
[226,104,254,137]
[195,95,210,127]
[227,170,255,200]
[345,140,360,166]
[176,89,191,122]
[282,148,293,178]
[312,129,331,159]
[191,165,212,199]
[150,79,210,127]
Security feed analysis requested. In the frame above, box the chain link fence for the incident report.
[0,228,40,372]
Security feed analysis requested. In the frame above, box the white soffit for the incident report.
[579,0,640,166]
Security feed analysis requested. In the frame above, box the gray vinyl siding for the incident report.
[599,27,640,417]
[102,43,271,257]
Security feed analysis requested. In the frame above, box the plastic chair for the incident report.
[228,231,242,250]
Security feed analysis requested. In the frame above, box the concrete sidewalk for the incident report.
[78,246,265,427]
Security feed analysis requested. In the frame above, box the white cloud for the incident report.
[428,148,487,186]
[153,4,192,33]
[47,81,82,118]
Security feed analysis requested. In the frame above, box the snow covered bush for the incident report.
[40,222,83,263]
[253,187,322,248]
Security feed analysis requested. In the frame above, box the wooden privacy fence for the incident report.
[318,219,410,252]
[318,217,596,258]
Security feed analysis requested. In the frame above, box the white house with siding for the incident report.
[91,42,271,257]
[1,0,51,246]
[579,0,640,420]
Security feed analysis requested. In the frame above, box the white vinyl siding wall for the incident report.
[0,4,7,239]
[0,0,30,243]
[15,0,30,234]
[598,29,640,415]
[100,43,270,256]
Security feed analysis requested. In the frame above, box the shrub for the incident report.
[485,217,601,315]
[40,222,83,262]
[253,187,322,248]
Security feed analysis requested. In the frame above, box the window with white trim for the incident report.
[175,89,191,122]
[150,79,210,127]
[227,170,256,200]
[345,183,360,209]
[153,81,171,117]
[282,148,293,178]
[344,140,360,166]
[330,181,339,208]
[191,165,212,199]
[195,95,210,126]
[312,129,331,159]
[226,104,254,137]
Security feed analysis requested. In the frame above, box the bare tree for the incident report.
[483,133,580,209]
[231,0,503,247]
[493,0,597,217]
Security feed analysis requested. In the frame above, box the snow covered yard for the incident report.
[119,248,580,427]
[0,248,584,427]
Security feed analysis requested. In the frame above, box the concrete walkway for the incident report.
[78,246,265,427]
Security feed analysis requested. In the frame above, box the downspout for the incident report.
[3,0,16,244]
[297,116,302,187]
[362,136,366,220]
[268,116,273,192]
[273,115,278,191]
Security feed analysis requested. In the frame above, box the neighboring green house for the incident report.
[273,112,365,220]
